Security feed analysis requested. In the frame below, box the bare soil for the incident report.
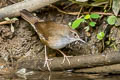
[0,0,120,73]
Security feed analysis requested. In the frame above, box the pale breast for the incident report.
[47,36,69,49]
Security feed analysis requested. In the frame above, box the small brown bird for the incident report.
[20,9,85,71]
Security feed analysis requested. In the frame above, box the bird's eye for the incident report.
[69,30,79,38]
[73,33,78,38]
[71,32,79,38]
[73,33,77,36]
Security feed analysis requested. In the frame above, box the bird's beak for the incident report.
[78,38,86,43]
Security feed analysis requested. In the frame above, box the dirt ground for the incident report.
[0,0,120,73]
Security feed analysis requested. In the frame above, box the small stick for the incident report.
[0,0,59,20]
[50,5,120,16]
[9,0,16,4]
[0,20,16,25]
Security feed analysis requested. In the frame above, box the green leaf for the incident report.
[72,18,85,29]
[89,21,96,27]
[105,41,110,45]
[4,17,18,21]
[84,14,90,19]
[90,13,100,19]
[112,0,120,16]
[115,18,120,26]
[11,17,18,21]
[84,26,90,32]
[68,22,72,26]
[97,32,105,40]
[4,17,10,21]
[107,16,117,25]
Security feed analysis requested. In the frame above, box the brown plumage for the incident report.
[20,9,85,71]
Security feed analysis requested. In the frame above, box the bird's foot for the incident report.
[57,49,72,65]
[43,57,53,71]
[44,45,53,71]
[61,54,72,65]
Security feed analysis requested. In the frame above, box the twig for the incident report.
[50,5,120,16]
[0,20,16,25]
[17,51,120,71]
[50,4,78,15]
[63,3,74,9]
[77,6,83,18]
[0,0,59,20]
[9,0,16,4]
[75,64,120,73]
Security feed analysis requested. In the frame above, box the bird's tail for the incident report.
[20,9,40,24]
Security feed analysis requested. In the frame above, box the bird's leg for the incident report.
[43,45,52,71]
[57,49,72,65]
